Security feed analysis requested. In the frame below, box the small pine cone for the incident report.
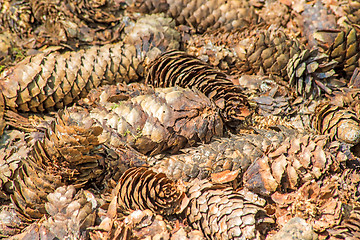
[328,206,360,240]
[0,1,34,34]
[13,185,98,239]
[342,0,360,25]
[116,167,188,215]
[0,205,28,237]
[258,1,290,27]
[325,27,359,77]
[186,179,273,239]
[90,86,223,155]
[312,102,360,144]
[129,0,258,33]
[243,134,339,196]
[150,127,299,182]
[10,156,63,220]
[145,50,252,128]
[287,49,338,98]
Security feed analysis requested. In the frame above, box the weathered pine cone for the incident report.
[342,0,360,25]
[312,102,360,144]
[186,179,273,239]
[0,14,180,113]
[0,0,34,34]
[328,206,360,239]
[145,50,252,128]
[90,86,223,155]
[128,0,258,33]
[150,127,299,182]
[115,167,188,215]
[12,185,98,239]
[243,134,345,197]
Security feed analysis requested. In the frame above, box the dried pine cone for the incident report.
[12,185,98,239]
[316,27,360,78]
[145,50,252,128]
[90,86,223,155]
[0,0,34,34]
[0,14,180,113]
[150,127,299,182]
[129,0,258,33]
[243,134,344,196]
[312,102,360,144]
[115,167,188,215]
[186,179,273,239]
[328,206,360,239]
[342,0,360,25]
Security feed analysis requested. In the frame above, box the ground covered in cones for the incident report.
[0,0,360,239]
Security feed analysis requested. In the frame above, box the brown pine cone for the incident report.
[12,185,98,239]
[115,167,188,215]
[312,102,360,144]
[0,1,34,35]
[128,0,258,33]
[328,206,360,240]
[0,13,180,113]
[90,86,223,155]
[186,179,273,239]
[243,134,345,196]
[150,127,299,182]
[145,50,251,128]
[342,0,360,25]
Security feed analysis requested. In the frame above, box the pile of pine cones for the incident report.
[0,0,360,239]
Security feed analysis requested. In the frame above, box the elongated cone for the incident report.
[128,0,258,33]
[312,102,360,144]
[243,134,344,196]
[90,86,223,155]
[13,185,98,239]
[186,179,273,239]
[115,167,188,215]
[150,127,299,182]
[146,50,251,128]
[0,13,180,113]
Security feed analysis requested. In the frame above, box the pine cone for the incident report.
[342,0,360,25]
[287,49,337,98]
[150,127,299,182]
[328,206,360,239]
[243,134,342,196]
[13,185,98,239]
[0,1,34,34]
[0,205,28,237]
[90,86,223,155]
[186,179,273,239]
[116,167,188,215]
[145,50,251,128]
[0,14,180,113]
[312,102,360,144]
[129,0,258,33]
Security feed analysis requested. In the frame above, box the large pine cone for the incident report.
[186,179,273,239]
[243,134,346,196]
[115,167,188,215]
[90,86,223,155]
[128,0,258,33]
[312,102,360,144]
[0,14,180,113]
[150,127,299,182]
[145,50,251,128]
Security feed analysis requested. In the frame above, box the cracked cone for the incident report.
[115,167,188,215]
[90,86,223,155]
[186,179,273,239]
[146,50,251,128]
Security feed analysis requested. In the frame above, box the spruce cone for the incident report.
[145,50,251,128]
[90,86,223,155]
[312,102,360,144]
[129,0,258,33]
[13,185,98,239]
[0,14,180,113]
[243,134,343,196]
[186,179,273,239]
[150,127,299,182]
[116,167,188,215]
[287,49,337,98]
[317,27,360,78]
